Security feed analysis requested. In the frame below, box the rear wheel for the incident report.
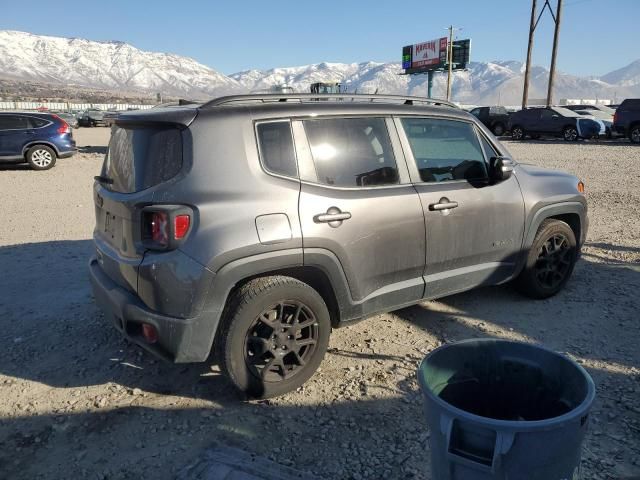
[511,125,525,140]
[215,276,331,398]
[26,145,57,170]
[515,219,577,299]
[563,126,579,141]
[629,125,640,144]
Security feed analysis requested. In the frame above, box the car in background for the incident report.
[612,99,640,143]
[57,112,79,129]
[103,110,120,127]
[509,107,601,141]
[469,106,510,136]
[572,109,613,138]
[78,109,106,127]
[564,104,616,117]
[0,112,76,170]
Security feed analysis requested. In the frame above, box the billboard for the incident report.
[452,39,471,69]
[402,37,448,73]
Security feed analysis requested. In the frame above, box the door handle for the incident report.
[313,207,351,226]
[314,212,352,223]
[428,200,458,211]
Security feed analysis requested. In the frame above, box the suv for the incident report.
[509,107,600,141]
[0,112,76,170]
[89,94,588,398]
[612,99,640,143]
[78,109,106,127]
[469,106,510,136]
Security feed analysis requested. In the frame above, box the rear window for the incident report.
[101,126,183,193]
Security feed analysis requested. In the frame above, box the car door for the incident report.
[540,108,561,134]
[395,116,525,299]
[294,116,426,314]
[0,114,29,158]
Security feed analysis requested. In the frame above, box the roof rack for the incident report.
[200,93,458,109]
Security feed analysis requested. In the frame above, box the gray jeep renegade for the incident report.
[89,93,587,398]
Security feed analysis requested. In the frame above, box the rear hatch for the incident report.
[93,107,198,293]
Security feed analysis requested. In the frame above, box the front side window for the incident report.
[303,117,398,187]
[256,121,297,178]
[401,117,488,183]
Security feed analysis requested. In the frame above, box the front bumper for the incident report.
[89,257,219,363]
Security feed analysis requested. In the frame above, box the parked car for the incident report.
[564,104,615,117]
[90,93,587,398]
[509,107,601,141]
[469,106,510,136]
[612,98,640,143]
[78,109,106,127]
[573,110,612,138]
[56,112,79,129]
[103,110,120,127]
[0,112,76,170]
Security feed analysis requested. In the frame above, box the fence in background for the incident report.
[0,101,155,111]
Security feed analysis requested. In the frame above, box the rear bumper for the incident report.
[59,149,76,158]
[89,257,219,363]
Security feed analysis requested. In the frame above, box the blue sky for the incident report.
[1,0,638,76]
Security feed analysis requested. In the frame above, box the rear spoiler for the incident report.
[115,107,198,128]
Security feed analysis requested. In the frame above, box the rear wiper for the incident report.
[94,175,114,185]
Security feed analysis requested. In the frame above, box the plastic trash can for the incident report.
[418,339,595,480]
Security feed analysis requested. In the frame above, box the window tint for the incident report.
[401,118,488,183]
[469,108,481,117]
[257,122,297,178]
[479,134,498,159]
[28,117,49,128]
[303,117,398,187]
[0,115,29,130]
[540,109,555,120]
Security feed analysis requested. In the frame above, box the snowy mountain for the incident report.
[600,59,640,88]
[1,30,639,105]
[0,30,243,99]
[232,60,640,105]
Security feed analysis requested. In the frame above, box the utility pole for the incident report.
[522,0,537,109]
[546,0,563,106]
[446,25,454,101]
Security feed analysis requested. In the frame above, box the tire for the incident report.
[215,276,331,399]
[629,125,640,144]
[515,219,578,299]
[511,125,525,140]
[492,123,505,136]
[563,126,579,141]
[26,145,57,170]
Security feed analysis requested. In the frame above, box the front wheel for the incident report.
[492,123,505,136]
[515,219,578,299]
[629,125,640,144]
[215,276,331,398]
[26,145,57,170]
[563,126,579,141]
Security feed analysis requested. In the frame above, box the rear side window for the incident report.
[303,117,398,187]
[28,117,49,128]
[401,118,488,183]
[256,121,297,178]
[102,126,183,193]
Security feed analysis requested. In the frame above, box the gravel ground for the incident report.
[0,128,638,479]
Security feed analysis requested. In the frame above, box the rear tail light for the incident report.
[51,114,71,134]
[174,214,190,239]
[142,206,192,250]
[148,211,169,247]
[613,112,618,124]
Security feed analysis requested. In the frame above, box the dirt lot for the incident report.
[0,127,638,480]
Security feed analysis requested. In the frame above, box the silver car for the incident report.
[89,94,588,398]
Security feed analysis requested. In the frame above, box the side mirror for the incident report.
[489,156,514,182]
